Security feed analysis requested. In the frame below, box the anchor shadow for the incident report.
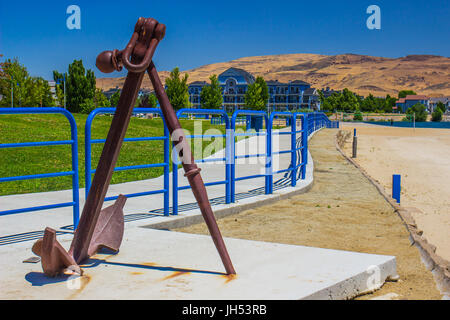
[25,272,74,287]
[81,256,226,276]
[25,250,225,287]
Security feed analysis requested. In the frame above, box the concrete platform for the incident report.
[0,228,397,300]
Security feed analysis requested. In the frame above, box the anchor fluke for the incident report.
[32,228,82,277]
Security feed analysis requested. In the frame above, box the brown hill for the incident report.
[96,53,450,97]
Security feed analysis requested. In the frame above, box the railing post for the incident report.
[69,114,80,229]
[85,112,95,200]
[172,138,179,216]
[231,111,237,203]
[291,113,297,187]
[265,112,272,195]
[301,114,308,179]
[226,120,232,204]
[163,119,170,216]
[392,174,401,204]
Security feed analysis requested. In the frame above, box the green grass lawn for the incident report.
[0,113,243,196]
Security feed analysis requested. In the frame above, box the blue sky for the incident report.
[0,0,449,80]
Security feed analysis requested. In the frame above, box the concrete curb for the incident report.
[148,180,314,230]
[335,130,450,298]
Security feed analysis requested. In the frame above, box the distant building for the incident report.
[103,87,120,99]
[138,89,152,99]
[320,87,341,99]
[47,81,57,100]
[430,97,450,113]
[188,67,320,112]
[395,95,430,113]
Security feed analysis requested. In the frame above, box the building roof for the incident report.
[189,81,208,87]
[266,80,310,87]
[404,95,429,100]
[218,67,255,84]
[430,97,450,103]
[266,80,286,86]
[396,98,406,104]
[290,80,310,86]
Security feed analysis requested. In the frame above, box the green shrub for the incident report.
[353,111,363,121]
[406,103,427,122]
[79,98,96,114]
[431,108,443,122]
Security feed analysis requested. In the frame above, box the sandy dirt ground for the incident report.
[175,129,442,300]
[341,123,450,262]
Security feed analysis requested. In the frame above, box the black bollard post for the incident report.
[352,128,357,158]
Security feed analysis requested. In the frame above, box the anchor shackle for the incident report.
[96,17,165,73]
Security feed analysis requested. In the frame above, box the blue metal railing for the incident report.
[230,110,270,203]
[173,108,231,215]
[306,112,339,134]
[85,108,170,216]
[1,108,338,227]
[211,115,246,126]
[0,108,80,228]
[266,112,308,193]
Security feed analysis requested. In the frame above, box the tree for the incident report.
[0,54,4,77]
[340,88,360,112]
[436,102,446,114]
[139,93,158,108]
[80,98,95,114]
[255,76,269,107]
[243,77,269,111]
[384,94,396,113]
[53,71,66,107]
[0,58,29,107]
[431,108,443,122]
[406,103,427,122]
[361,94,377,112]
[94,89,110,108]
[244,81,266,110]
[148,94,158,108]
[109,90,121,108]
[0,57,54,108]
[24,77,54,107]
[398,90,417,99]
[64,60,96,113]
[165,67,190,110]
[79,89,110,114]
[200,74,223,109]
[353,109,363,121]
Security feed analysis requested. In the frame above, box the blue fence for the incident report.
[173,109,232,214]
[230,111,270,202]
[0,108,80,228]
[85,108,170,216]
[211,115,246,126]
[0,108,338,226]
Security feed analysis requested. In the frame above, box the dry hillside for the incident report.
[96,53,450,97]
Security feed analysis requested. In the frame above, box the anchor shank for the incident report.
[147,62,236,275]
[69,70,145,263]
